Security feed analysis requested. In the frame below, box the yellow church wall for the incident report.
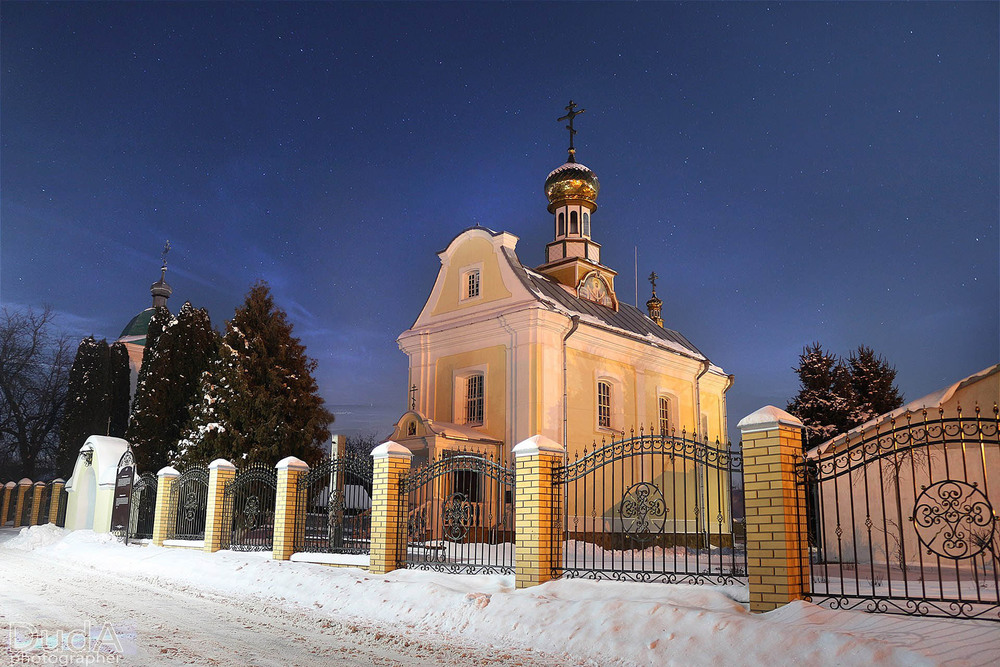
[432,346,507,443]
[430,235,512,317]
[557,331,733,532]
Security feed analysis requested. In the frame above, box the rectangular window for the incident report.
[466,270,480,299]
[597,381,611,428]
[466,374,484,425]
[659,397,670,436]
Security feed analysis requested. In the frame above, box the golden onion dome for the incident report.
[544,161,600,213]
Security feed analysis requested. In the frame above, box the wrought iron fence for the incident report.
[170,465,209,541]
[129,473,157,540]
[19,487,34,526]
[402,450,515,575]
[800,405,1000,621]
[4,487,15,525]
[35,484,51,525]
[294,454,373,555]
[223,463,277,552]
[55,486,68,527]
[553,427,746,585]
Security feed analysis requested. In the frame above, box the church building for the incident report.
[391,104,732,465]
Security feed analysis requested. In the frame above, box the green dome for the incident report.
[118,307,156,345]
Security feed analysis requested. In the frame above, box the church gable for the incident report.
[415,227,528,323]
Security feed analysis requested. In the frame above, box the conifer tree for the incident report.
[108,342,131,438]
[127,304,218,472]
[788,343,905,448]
[848,345,903,423]
[786,343,855,447]
[58,337,111,476]
[175,282,333,467]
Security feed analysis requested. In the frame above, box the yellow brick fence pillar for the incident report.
[513,435,564,589]
[204,459,237,553]
[1,481,14,525]
[151,467,180,547]
[369,442,412,575]
[272,457,309,561]
[48,479,66,525]
[30,481,46,525]
[738,405,808,613]
[13,478,32,528]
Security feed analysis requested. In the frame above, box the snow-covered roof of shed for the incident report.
[808,363,1000,457]
[81,436,130,487]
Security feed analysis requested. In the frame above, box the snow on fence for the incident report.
[35,404,996,623]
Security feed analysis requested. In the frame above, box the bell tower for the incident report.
[537,101,618,308]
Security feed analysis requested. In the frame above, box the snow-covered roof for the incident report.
[423,419,503,444]
[808,364,1000,457]
[502,247,708,361]
[67,436,130,488]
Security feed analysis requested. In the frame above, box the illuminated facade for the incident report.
[392,112,732,465]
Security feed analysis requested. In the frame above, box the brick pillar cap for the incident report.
[34,481,47,487]
[52,478,65,484]
[157,466,180,478]
[5,481,16,488]
[209,458,237,471]
[738,405,803,434]
[372,441,413,460]
[18,478,32,486]
[513,435,564,457]
[276,456,310,471]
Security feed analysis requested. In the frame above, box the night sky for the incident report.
[2,2,997,440]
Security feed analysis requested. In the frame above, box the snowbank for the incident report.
[3,525,997,666]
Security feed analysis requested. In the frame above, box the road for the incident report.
[0,546,572,666]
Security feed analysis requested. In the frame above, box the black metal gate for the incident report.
[5,486,16,524]
[223,463,277,551]
[55,486,68,527]
[403,451,515,575]
[35,483,51,525]
[129,473,157,540]
[295,454,373,555]
[19,486,34,526]
[554,428,746,585]
[171,465,209,541]
[802,406,999,621]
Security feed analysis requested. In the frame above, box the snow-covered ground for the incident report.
[2,525,998,666]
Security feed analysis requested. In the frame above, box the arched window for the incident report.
[582,212,590,236]
[557,212,565,236]
[597,381,611,429]
[570,210,579,234]
[658,397,670,437]
[466,374,484,425]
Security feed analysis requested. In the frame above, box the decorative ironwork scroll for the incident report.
[442,492,474,542]
[619,482,667,542]
[912,480,995,560]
